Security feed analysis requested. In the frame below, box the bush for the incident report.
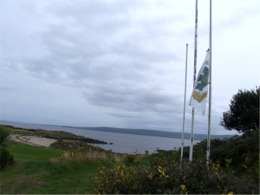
[93,157,258,194]
[187,130,259,181]
[0,127,10,147]
[0,127,14,170]
[0,147,14,170]
[123,154,137,165]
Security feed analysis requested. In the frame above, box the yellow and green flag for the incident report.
[190,50,210,115]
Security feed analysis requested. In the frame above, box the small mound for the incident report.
[50,139,105,152]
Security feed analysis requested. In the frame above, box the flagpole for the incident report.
[206,0,212,167]
[181,43,188,161]
[189,0,198,162]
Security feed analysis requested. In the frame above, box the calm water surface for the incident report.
[2,121,199,154]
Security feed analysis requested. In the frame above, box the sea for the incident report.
[1,120,200,154]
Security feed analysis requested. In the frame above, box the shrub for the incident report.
[0,127,14,170]
[180,129,259,186]
[93,157,258,194]
[0,147,14,170]
[0,127,10,148]
[123,154,137,165]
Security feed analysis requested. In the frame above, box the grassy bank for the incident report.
[0,141,111,194]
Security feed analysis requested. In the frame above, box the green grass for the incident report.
[9,141,61,162]
[0,141,111,194]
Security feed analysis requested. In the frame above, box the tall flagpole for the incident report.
[189,0,198,162]
[181,43,188,161]
[206,0,212,167]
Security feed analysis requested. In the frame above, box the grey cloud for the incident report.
[19,0,178,98]
[2,0,255,135]
[82,79,183,131]
[84,87,177,113]
[19,0,180,82]
[0,87,16,92]
[111,109,182,131]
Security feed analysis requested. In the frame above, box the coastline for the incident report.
[3,124,107,145]
[1,122,201,154]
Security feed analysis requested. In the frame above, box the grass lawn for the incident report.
[0,141,111,194]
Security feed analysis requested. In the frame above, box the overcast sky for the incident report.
[0,0,259,135]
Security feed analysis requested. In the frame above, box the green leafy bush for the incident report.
[0,127,10,147]
[123,154,137,165]
[184,129,259,182]
[0,147,14,170]
[0,127,14,170]
[93,156,258,194]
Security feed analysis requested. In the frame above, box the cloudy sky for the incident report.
[0,0,259,135]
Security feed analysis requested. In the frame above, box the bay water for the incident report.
[1,121,199,154]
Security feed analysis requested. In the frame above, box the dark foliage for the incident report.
[93,156,258,194]
[182,129,259,185]
[0,127,14,170]
[0,127,10,148]
[220,88,259,133]
[0,147,14,170]
[93,129,259,194]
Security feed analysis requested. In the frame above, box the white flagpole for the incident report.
[181,43,188,161]
[189,0,198,162]
[206,0,212,167]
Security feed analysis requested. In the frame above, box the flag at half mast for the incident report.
[190,49,210,114]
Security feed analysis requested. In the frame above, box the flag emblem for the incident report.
[190,50,210,114]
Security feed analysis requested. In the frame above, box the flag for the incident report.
[190,49,210,114]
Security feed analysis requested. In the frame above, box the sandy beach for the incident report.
[10,134,57,147]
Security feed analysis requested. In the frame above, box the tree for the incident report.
[220,87,259,133]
